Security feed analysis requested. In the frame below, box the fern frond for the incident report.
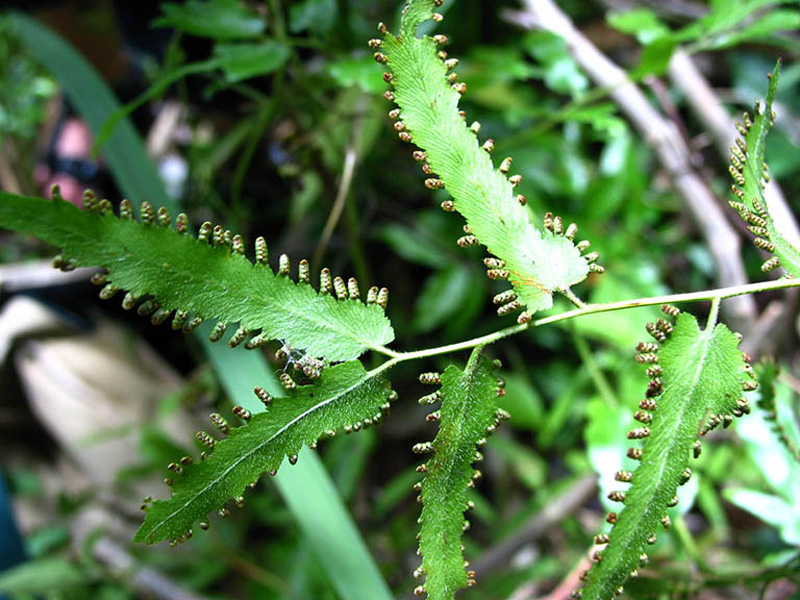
[577,307,753,600]
[413,350,507,600]
[135,360,395,545]
[373,0,599,321]
[754,360,800,462]
[0,191,394,361]
[728,61,800,277]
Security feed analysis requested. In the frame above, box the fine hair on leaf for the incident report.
[0,190,394,362]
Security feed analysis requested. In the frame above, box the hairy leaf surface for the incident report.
[728,61,800,276]
[416,351,503,600]
[0,192,394,361]
[378,0,594,317]
[135,360,393,544]
[581,311,751,600]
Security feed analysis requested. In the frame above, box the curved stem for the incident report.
[571,324,618,407]
[373,278,800,364]
[313,96,365,266]
[374,322,528,360]
[706,296,722,329]
[562,287,587,309]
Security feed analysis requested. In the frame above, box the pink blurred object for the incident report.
[36,118,95,207]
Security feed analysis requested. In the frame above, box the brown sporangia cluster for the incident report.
[61,189,391,353]
[411,360,510,597]
[485,213,603,324]
[371,7,603,324]
[572,305,755,599]
[728,95,781,273]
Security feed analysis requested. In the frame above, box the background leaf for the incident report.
[289,0,338,35]
[154,0,265,40]
[213,42,291,83]
[0,557,86,594]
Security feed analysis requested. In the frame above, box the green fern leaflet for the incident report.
[375,0,599,321]
[414,349,507,600]
[0,191,394,361]
[728,61,800,277]
[579,308,753,600]
[754,360,800,462]
[136,360,395,545]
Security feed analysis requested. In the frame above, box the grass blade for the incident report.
[202,338,394,600]
[8,16,392,599]
[9,12,176,216]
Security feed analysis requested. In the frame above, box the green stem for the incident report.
[231,103,273,221]
[571,324,617,407]
[672,516,710,572]
[465,344,486,373]
[372,278,800,362]
[268,0,287,42]
[706,295,722,330]
[562,287,587,308]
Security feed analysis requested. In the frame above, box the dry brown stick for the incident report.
[594,2,799,354]
[503,0,757,333]
[73,508,210,600]
[0,259,95,293]
[91,537,211,600]
[667,49,800,249]
[312,96,367,267]
[601,0,707,19]
[313,143,358,266]
[471,474,597,577]
[0,141,22,195]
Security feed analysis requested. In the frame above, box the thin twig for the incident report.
[502,0,757,333]
[373,278,800,361]
[231,104,273,222]
[471,475,597,576]
[667,49,800,249]
[0,141,22,195]
[313,98,366,267]
[740,297,797,358]
[72,508,209,600]
[518,556,592,600]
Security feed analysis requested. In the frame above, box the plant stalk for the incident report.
[373,278,800,363]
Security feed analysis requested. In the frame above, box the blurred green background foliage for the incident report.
[0,0,799,598]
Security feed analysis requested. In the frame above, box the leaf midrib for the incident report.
[592,327,714,599]
[145,370,379,542]
[1,195,391,357]
[166,256,385,353]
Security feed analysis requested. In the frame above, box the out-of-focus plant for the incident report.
[2,1,800,599]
